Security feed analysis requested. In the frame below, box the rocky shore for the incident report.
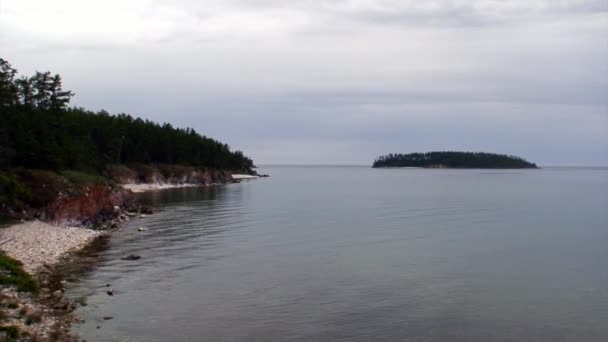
[0,221,105,275]
[0,286,72,341]
[0,170,252,340]
[0,189,142,340]
[0,219,116,341]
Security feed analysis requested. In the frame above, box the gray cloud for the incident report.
[1,0,607,165]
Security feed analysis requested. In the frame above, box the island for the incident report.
[372,152,538,169]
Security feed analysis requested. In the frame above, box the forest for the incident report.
[372,152,538,169]
[0,58,254,173]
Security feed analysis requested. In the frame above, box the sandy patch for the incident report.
[122,183,201,193]
[232,174,258,179]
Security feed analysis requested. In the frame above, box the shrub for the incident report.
[0,325,21,339]
[0,172,30,206]
[61,170,112,187]
[0,253,38,293]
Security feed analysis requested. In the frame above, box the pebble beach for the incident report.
[0,220,105,274]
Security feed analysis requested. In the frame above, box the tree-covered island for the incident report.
[372,152,538,169]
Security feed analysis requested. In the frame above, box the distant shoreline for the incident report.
[372,166,540,170]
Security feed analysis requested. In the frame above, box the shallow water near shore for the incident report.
[67,166,608,341]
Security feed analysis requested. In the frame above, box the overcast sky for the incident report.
[1,0,607,165]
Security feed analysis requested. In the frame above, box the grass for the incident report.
[0,253,38,294]
[60,170,113,187]
[0,325,21,339]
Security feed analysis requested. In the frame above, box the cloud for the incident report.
[2,0,607,46]
[320,0,608,27]
[1,0,606,165]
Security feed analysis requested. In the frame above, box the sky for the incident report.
[1,0,607,166]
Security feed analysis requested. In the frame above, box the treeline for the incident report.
[372,151,538,169]
[0,58,254,173]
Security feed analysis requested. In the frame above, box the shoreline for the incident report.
[122,182,204,193]
[0,176,260,340]
[231,174,259,180]
[0,221,108,341]
[0,221,106,275]
[122,173,260,193]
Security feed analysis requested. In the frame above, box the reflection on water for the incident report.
[69,167,608,342]
[137,185,225,206]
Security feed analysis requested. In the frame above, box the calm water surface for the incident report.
[69,166,608,341]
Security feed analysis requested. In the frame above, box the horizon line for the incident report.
[256,164,608,168]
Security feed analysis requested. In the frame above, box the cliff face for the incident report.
[36,166,236,226]
[1,165,238,228]
[42,185,133,226]
[105,164,235,185]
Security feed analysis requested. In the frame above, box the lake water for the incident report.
[68,166,608,341]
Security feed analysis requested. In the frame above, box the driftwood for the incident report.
[0,237,15,246]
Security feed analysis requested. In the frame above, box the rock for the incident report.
[137,227,147,232]
[113,206,120,212]
[103,316,114,320]
[52,290,63,299]
[121,254,141,260]
[139,214,147,218]
[105,284,111,287]
[111,221,119,228]
[53,300,71,310]
[106,288,114,296]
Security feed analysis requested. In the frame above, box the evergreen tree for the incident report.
[49,74,74,111]
[372,152,537,169]
[0,59,18,108]
[1,58,255,173]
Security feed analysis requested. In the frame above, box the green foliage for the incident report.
[61,170,112,187]
[0,59,18,108]
[0,253,38,294]
[11,170,69,209]
[373,151,538,169]
[0,172,30,206]
[0,325,21,339]
[0,58,254,173]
